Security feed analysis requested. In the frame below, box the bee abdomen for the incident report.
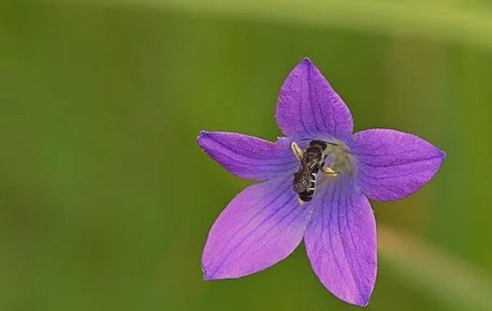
[298,173,316,202]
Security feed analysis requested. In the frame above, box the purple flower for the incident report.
[197,58,445,306]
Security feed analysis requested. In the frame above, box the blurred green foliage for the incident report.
[0,0,491,310]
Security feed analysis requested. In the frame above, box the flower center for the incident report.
[324,140,354,176]
[291,139,355,204]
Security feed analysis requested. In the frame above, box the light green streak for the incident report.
[379,226,492,311]
[59,0,492,49]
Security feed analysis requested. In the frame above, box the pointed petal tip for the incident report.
[440,149,447,160]
[355,300,370,308]
[202,271,214,281]
[201,260,243,281]
[196,131,206,148]
[202,269,237,281]
[301,57,313,64]
[201,263,217,281]
[197,129,209,139]
[298,57,317,70]
[355,294,371,307]
[197,130,212,148]
[434,148,446,169]
[332,290,372,307]
[320,277,375,307]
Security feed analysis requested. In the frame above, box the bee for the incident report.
[291,140,337,204]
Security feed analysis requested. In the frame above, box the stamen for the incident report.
[321,166,338,177]
[291,142,303,161]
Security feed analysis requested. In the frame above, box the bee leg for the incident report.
[321,166,338,177]
[290,142,304,161]
[316,166,338,190]
[297,197,305,205]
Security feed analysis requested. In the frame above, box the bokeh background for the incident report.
[1,0,492,310]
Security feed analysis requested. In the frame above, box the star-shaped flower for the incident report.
[197,58,445,306]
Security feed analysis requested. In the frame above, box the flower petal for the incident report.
[275,58,353,140]
[304,180,377,306]
[197,131,297,181]
[351,129,445,201]
[202,178,311,280]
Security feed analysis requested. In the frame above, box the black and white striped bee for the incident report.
[291,140,337,204]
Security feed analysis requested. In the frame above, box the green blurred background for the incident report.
[1,0,492,310]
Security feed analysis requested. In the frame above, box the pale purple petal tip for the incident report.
[351,129,446,201]
[304,180,377,306]
[197,130,296,181]
[275,58,353,140]
[202,179,311,280]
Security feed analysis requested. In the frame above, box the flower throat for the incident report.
[291,139,353,204]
